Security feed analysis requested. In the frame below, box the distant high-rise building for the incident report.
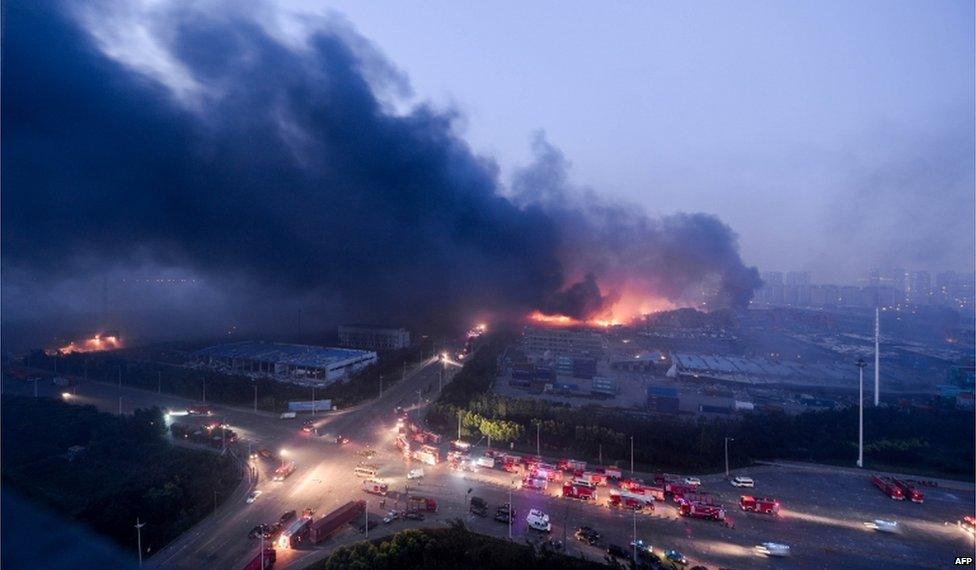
[761,271,783,286]
[338,325,410,351]
[785,271,811,286]
[907,271,932,304]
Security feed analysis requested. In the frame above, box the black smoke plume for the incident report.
[1,1,759,341]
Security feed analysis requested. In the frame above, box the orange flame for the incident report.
[51,334,123,355]
[528,290,677,328]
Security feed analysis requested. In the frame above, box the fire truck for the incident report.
[871,475,905,500]
[677,499,727,523]
[664,481,697,501]
[739,495,780,515]
[563,482,597,501]
[595,466,623,479]
[576,471,607,486]
[522,476,548,491]
[628,484,666,502]
[273,461,297,481]
[531,466,560,482]
[500,454,522,473]
[557,458,586,472]
[607,491,654,512]
[891,479,924,503]
[361,479,389,496]
[407,496,438,513]
[411,445,440,466]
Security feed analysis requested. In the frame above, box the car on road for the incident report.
[383,510,401,524]
[470,496,488,517]
[683,476,702,486]
[526,508,551,532]
[630,539,652,553]
[408,468,425,480]
[248,524,269,539]
[301,420,315,433]
[245,490,262,504]
[730,476,755,488]
[864,519,899,533]
[755,542,791,557]
[404,512,425,521]
[665,550,689,565]
[494,504,515,523]
[575,526,601,545]
[335,435,349,445]
[279,510,296,525]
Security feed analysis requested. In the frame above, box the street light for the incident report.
[508,479,515,540]
[134,518,146,567]
[724,437,734,478]
[61,392,71,399]
[630,436,634,476]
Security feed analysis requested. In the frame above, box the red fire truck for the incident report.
[871,475,905,500]
[411,445,440,466]
[531,466,560,482]
[563,482,597,501]
[273,461,296,482]
[739,495,780,515]
[595,466,623,479]
[628,484,666,502]
[577,471,607,486]
[891,479,924,503]
[501,454,522,473]
[607,491,655,512]
[361,479,389,496]
[557,458,586,472]
[407,496,438,513]
[522,476,548,491]
[677,499,727,522]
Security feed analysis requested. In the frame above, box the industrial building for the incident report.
[338,325,410,351]
[521,327,607,358]
[195,341,377,386]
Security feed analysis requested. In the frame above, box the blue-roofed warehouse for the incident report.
[195,341,377,386]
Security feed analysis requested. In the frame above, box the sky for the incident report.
[298,0,976,281]
[1,0,973,347]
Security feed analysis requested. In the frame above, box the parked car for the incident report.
[574,526,601,545]
[494,504,515,523]
[383,510,401,524]
[408,468,425,480]
[730,476,755,488]
[755,542,791,557]
[405,512,425,521]
[245,490,262,504]
[630,539,652,553]
[683,477,702,486]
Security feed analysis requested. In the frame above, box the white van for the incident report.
[475,456,495,469]
[354,465,378,478]
[755,543,790,557]
[731,476,755,488]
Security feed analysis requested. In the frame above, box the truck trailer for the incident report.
[677,499,727,522]
[562,482,597,501]
[891,479,924,503]
[871,475,905,500]
[309,501,366,543]
[361,480,388,496]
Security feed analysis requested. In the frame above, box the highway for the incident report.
[5,359,974,570]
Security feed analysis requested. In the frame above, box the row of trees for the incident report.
[312,523,609,570]
[1,395,241,556]
[26,338,432,411]
[427,335,974,477]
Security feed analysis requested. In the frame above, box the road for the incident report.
[5,361,974,570]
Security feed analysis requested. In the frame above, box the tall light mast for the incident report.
[874,307,880,406]
[856,358,866,468]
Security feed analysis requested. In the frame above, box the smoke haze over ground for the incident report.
[1,1,759,348]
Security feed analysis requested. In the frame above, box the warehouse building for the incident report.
[338,325,411,351]
[522,327,607,358]
[195,341,377,386]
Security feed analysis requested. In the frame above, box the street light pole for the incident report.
[202,378,206,403]
[856,358,866,468]
[508,481,513,540]
[254,384,258,412]
[365,499,369,540]
[632,508,637,565]
[135,518,146,567]
[157,372,162,394]
[724,437,734,478]
[536,421,541,457]
[118,396,123,415]
[379,374,384,399]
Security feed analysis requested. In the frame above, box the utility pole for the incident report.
[457,411,462,440]
[508,481,514,540]
[312,386,316,416]
[856,358,866,468]
[402,361,406,381]
[254,384,258,412]
[365,499,369,540]
[536,421,541,457]
[32,379,38,398]
[632,508,637,565]
[202,378,206,403]
[630,436,634,476]
[157,371,162,394]
[379,374,384,399]
[118,366,122,389]
[135,518,146,567]
[724,437,734,477]
[874,308,880,407]
[118,396,123,415]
